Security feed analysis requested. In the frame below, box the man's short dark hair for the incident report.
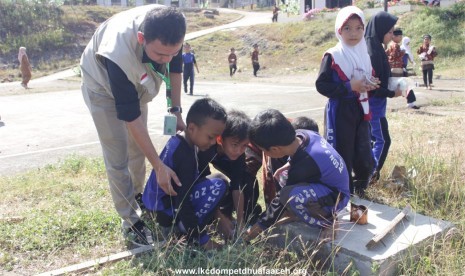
[249,109,295,150]
[186,98,227,127]
[142,7,186,45]
[291,116,319,133]
[222,110,251,141]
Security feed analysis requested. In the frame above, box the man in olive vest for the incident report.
[80,5,186,246]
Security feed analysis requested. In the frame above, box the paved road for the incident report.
[0,80,322,176]
[0,9,306,176]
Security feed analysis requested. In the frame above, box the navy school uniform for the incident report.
[316,54,374,194]
[198,145,261,223]
[257,130,350,229]
[142,134,227,246]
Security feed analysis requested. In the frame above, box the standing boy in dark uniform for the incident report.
[182,43,199,95]
[244,109,350,242]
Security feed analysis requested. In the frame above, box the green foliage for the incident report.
[354,0,379,10]
[0,209,119,253]
[400,3,465,58]
[0,0,65,54]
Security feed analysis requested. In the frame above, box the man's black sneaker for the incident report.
[123,220,153,247]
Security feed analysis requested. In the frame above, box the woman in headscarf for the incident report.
[401,36,415,72]
[18,47,32,89]
[365,11,402,183]
[316,6,378,196]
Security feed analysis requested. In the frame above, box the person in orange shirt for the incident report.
[251,44,260,77]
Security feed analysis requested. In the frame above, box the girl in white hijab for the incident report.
[401,36,415,67]
[18,47,32,89]
[315,6,378,196]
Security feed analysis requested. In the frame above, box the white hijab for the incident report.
[327,6,372,80]
[401,36,413,61]
[18,47,27,63]
[326,6,372,119]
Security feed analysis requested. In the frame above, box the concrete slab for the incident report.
[268,198,454,275]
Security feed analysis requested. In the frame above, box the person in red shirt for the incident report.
[386,28,420,109]
[417,34,438,90]
[228,47,237,77]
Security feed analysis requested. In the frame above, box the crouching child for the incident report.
[244,109,350,242]
[142,98,228,250]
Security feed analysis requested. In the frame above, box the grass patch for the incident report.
[365,102,465,275]
[190,19,334,80]
[2,101,465,274]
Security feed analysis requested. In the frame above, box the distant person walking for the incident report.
[182,42,199,95]
[228,47,237,76]
[272,5,280,22]
[401,36,415,75]
[18,47,32,89]
[251,44,260,77]
[417,34,437,90]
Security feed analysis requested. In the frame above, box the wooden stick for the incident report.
[366,205,411,249]
[36,244,155,276]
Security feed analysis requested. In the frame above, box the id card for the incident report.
[163,114,177,136]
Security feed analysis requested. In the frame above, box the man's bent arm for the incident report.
[126,116,181,195]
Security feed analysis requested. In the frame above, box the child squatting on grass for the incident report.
[246,116,320,206]
[243,109,350,242]
[143,98,228,250]
[197,110,261,237]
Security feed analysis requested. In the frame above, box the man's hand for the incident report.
[155,162,181,196]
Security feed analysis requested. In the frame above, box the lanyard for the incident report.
[149,62,172,108]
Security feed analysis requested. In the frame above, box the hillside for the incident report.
[1,2,464,82]
[0,3,241,81]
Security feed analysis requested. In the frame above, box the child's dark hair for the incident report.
[222,110,251,141]
[291,116,319,133]
[249,109,295,150]
[186,98,227,127]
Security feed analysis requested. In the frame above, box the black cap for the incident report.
[423,34,432,39]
